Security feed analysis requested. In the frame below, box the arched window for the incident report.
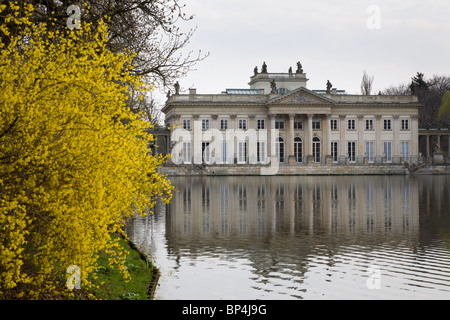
[312,137,321,163]
[294,137,303,163]
[276,137,285,163]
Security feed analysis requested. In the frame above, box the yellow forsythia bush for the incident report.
[0,3,172,298]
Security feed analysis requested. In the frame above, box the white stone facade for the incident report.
[162,66,421,169]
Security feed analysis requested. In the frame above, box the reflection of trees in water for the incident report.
[417,176,450,247]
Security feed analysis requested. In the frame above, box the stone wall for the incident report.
[414,165,450,175]
[158,163,414,176]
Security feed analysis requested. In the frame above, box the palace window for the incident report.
[202,142,210,163]
[221,142,228,163]
[276,137,285,163]
[238,119,247,130]
[348,141,356,162]
[220,119,228,130]
[182,119,191,130]
[401,119,409,130]
[312,120,321,130]
[331,141,338,162]
[257,142,266,163]
[257,119,265,130]
[275,120,285,130]
[202,119,210,130]
[330,119,338,131]
[294,121,303,130]
[182,142,191,163]
[238,141,247,163]
[384,141,392,162]
[365,141,374,163]
[383,119,392,130]
[294,137,303,163]
[365,119,374,130]
[401,141,410,161]
[347,119,356,130]
[312,137,321,162]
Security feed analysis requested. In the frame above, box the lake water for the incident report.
[127,175,450,300]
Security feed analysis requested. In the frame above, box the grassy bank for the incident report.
[3,235,156,300]
[87,235,158,300]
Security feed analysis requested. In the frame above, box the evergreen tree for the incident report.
[410,72,429,95]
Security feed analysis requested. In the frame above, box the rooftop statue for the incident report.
[270,79,277,93]
[174,81,180,95]
[254,66,258,75]
[261,61,268,73]
[326,80,332,94]
[296,61,303,73]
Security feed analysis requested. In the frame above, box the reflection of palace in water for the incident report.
[166,176,420,243]
[126,176,450,299]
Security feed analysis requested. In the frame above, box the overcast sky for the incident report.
[153,0,450,103]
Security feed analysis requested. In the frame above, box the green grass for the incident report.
[88,235,157,300]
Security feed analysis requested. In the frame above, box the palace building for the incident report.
[161,62,421,174]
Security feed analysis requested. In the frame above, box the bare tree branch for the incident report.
[1,0,209,94]
[360,71,374,95]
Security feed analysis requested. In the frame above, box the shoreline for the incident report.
[125,236,160,300]
[158,164,450,176]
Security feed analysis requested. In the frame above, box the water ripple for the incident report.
[127,175,450,300]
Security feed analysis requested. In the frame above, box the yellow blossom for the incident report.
[0,3,172,299]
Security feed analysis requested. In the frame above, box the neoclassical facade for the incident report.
[162,63,421,169]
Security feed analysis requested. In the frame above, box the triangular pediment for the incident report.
[268,87,335,105]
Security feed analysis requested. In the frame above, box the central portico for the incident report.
[266,87,334,164]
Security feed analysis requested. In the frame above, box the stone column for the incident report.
[211,114,218,130]
[269,114,277,164]
[339,115,346,164]
[411,114,419,160]
[211,115,218,163]
[326,114,331,155]
[192,115,202,164]
[230,115,237,163]
[168,115,178,162]
[230,114,237,130]
[320,114,327,162]
[248,115,257,164]
[288,113,295,164]
[426,134,431,158]
[357,115,364,164]
[393,115,400,163]
[307,114,313,156]
[375,115,382,163]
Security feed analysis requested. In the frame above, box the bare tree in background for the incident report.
[382,83,411,95]
[1,0,208,94]
[125,90,163,126]
[360,71,374,95]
